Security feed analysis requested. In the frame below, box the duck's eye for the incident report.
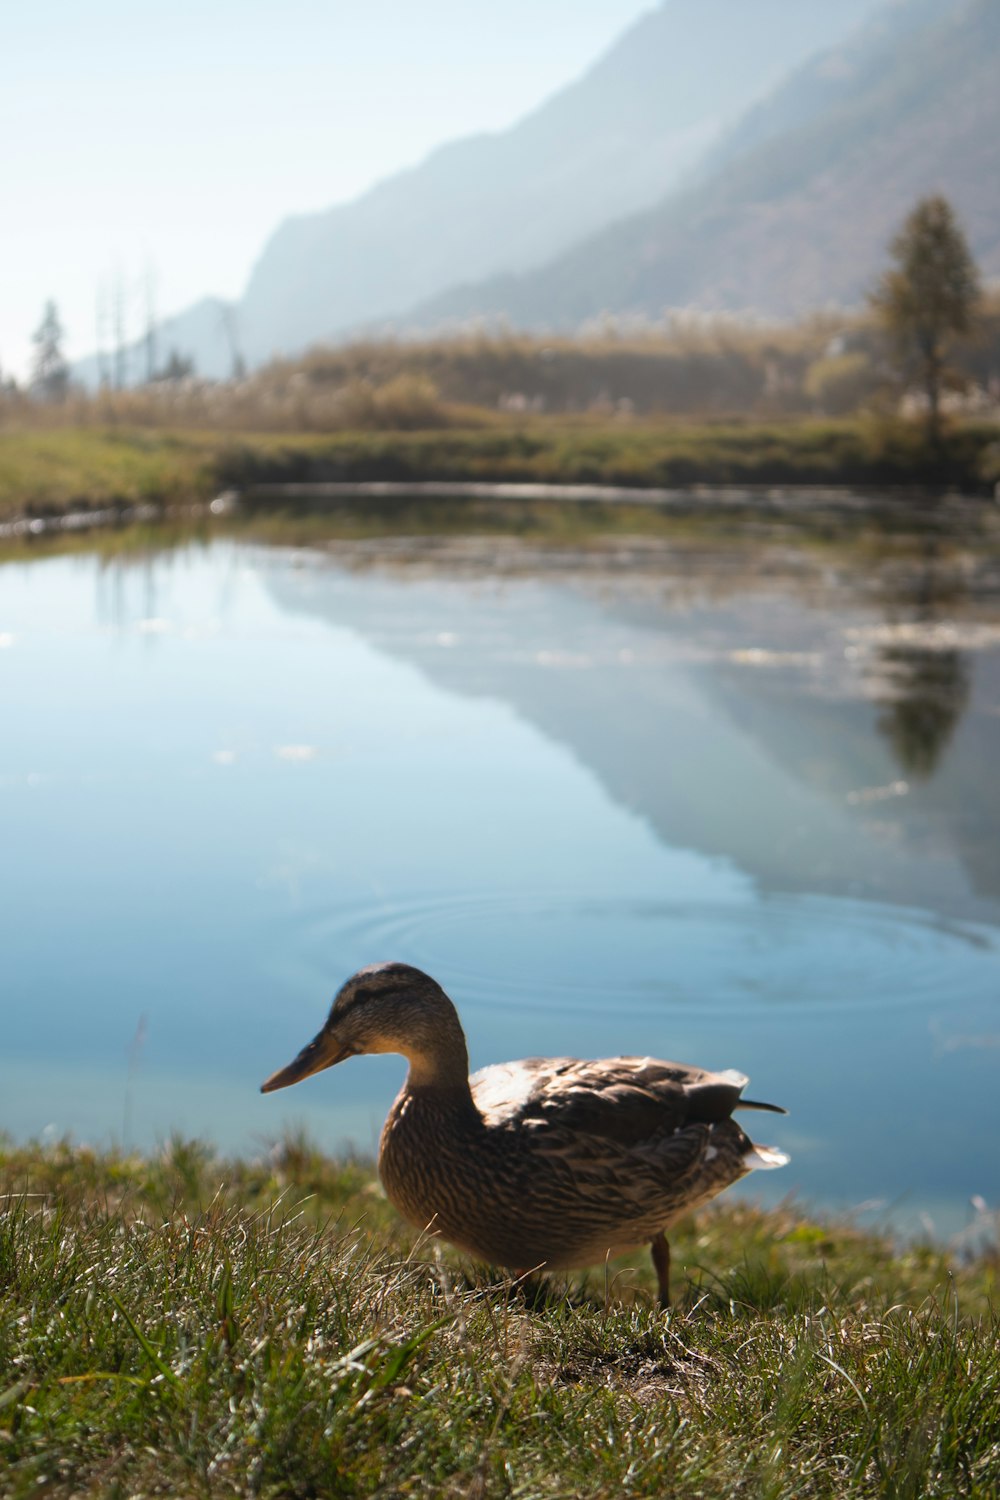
[336,985,373,1017]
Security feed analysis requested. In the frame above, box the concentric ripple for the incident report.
[292,888,999,1021]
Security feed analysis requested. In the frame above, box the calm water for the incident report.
[3,524,999,1235]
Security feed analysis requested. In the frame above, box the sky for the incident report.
[2,0,652,381]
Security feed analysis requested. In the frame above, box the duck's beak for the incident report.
[260,1027,352,1093]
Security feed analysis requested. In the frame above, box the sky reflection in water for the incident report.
[2,532,999,1235]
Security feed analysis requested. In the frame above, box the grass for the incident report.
[1,1137,998,1497]
[0,427,221,516]
[2,415,999,522]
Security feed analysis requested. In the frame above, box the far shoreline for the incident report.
[2,417,999,527]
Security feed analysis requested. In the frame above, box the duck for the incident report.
[261,962,788,1306]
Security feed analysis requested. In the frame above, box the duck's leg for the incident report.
[650,1232,671,1308]
[512,1270,548,1310]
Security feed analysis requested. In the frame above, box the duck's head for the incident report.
[260,962,469,1093]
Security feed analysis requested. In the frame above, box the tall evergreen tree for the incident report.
[870,196,981,442]
[31,300,69,402]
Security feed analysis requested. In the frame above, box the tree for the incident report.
[803,350,877,415]
[870,196,981,442]
[31,300,69,402]
[876,644,969,780]
[155,349,195,382]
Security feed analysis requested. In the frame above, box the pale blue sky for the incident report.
[2,0,652,379]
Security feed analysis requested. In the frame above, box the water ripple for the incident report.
[289,890,998,1022]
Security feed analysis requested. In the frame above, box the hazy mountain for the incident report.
[231,0,877,366]
[414,0,1000,327]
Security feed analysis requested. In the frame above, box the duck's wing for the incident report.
[470,1056,766,1148]
[466,1057,787,1262]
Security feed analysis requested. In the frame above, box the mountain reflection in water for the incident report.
[2,524,998,1235]
[262,539,999,922]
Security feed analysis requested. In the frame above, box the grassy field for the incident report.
[1,1137,997,1498]
[2,417,999,520]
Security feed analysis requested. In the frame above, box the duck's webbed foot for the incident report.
[650,1231,671,1309]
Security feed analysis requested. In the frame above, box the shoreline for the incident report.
[3,478,998,546]
[2,418,998,525]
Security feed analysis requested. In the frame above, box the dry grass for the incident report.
[5,294,999,435]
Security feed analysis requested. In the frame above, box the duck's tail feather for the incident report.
[714,1071,787,1116]
[743,1143,791,1170]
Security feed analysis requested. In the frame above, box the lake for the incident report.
[3,510,999,1236]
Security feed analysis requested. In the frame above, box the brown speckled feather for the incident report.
[472,1057,752,1141]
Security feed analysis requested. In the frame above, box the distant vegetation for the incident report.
[7,284,999,435]
[1,1137,998,1498]
[3,252,998,518]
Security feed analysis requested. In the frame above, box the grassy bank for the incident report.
[1,1138,997,1497]
[2,417,999,520]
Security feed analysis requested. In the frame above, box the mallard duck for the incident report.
[261,962,788,1305]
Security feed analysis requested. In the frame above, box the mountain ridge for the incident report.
[410,0,1000,328]
[236,0,877,364]
[73,0,880,382]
